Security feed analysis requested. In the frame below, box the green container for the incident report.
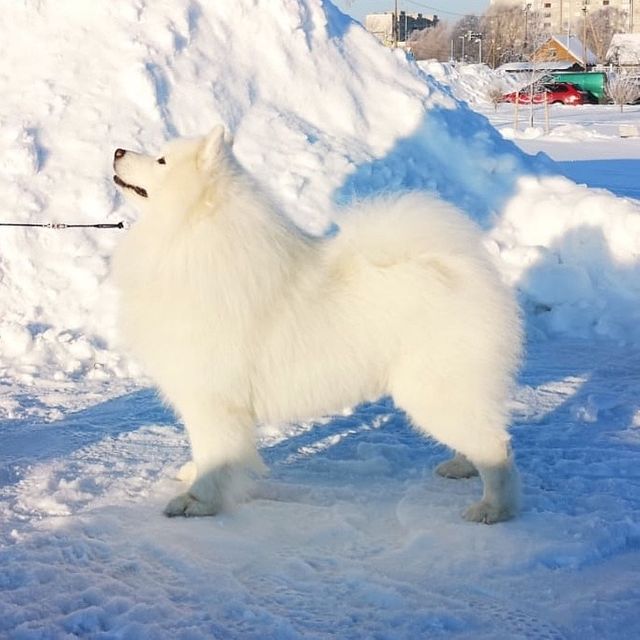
[549,72,607,101]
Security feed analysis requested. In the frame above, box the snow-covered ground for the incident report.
[2,1,640,637]
[489,103,640,201]
[3,339,640,639]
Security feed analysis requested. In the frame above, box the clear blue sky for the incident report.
[333,1,490,23]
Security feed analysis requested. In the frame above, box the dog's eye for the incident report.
[157,157,166,165]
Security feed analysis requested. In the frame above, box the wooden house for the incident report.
[532,35,597,68]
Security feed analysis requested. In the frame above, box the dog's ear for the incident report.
[197,125,232,172]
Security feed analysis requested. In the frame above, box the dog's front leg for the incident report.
[164,464,246,517]
[164,401,264,517]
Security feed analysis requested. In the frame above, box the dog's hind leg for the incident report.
[435,452,478,479]
[391,370,519,524]
[462,454,520,524]
[412,412,518,524]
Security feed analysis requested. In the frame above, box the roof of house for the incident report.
[497,60,579,73]
[607,33,640,66]
[545,35,598,66]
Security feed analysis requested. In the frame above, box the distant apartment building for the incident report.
[364,11,438,47]
[490,0,639,34]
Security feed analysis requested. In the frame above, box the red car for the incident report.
[502,82,591,105]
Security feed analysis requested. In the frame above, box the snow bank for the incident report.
[491,175,640,340]
[417,61,520,106]
[0,0,639,391]
[500,123,612,142]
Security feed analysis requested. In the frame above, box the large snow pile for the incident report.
[0,0,639,394]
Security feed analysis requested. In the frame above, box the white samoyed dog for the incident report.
[112,126,522,524]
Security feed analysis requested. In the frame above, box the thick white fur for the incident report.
[112,126,522,523]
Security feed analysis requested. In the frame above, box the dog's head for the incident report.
[112,125,234,215]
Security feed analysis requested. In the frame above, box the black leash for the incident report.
[0,221,125,229]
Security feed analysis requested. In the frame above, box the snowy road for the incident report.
[1,340,639,639]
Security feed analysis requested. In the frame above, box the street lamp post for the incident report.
[523,2,532,56]
[393,0,399,48]
[469,32,483,64]
[581,1,588,71]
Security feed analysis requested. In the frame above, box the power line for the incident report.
[403,0,483,18]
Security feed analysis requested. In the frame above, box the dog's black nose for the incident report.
[114,148,126,160]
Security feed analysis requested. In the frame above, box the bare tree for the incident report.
[450,14,481,62]
[486,80,507,111]
[606,73,640,112]
[481,5,545,68]
[575,7,628,64]
[409,21,450,61]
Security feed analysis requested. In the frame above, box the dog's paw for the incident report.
[435,456,478,479]
[164,492,221,518]
[463,499,515,524]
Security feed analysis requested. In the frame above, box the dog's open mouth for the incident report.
[113,174,148,198]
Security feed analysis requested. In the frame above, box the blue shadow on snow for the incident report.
[0,389,176,487]
[334,102,554,228]
[555,158,640,200]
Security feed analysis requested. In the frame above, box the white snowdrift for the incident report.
[0,0,639,391]
[417,61,520,106]
[492,175,640,340]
